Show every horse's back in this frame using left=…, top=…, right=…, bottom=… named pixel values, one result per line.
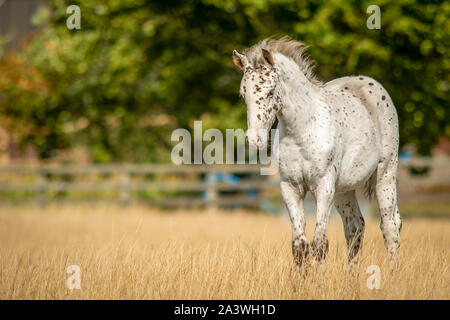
left=325, top=76, right=399, bottom=157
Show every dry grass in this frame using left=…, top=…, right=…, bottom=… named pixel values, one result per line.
left=0, top=205, right=448, bottom=299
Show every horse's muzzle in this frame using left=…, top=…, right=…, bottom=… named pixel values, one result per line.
left=246, top=129, right=267, bottom=149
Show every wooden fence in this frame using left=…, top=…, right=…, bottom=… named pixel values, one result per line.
left=0, top=157, right=448, bottom=208
left=0, top=163, right=279, bottom=207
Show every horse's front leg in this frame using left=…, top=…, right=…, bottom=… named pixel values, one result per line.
left=311, top=175, right=335, bottom=262
left=280, top=181, right=307, bottom=268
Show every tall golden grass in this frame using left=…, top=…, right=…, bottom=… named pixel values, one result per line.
left=0, top=205, right=448, bottom=299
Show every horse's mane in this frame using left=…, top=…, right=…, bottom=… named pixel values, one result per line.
left=243, top=36, right=322, bottom=86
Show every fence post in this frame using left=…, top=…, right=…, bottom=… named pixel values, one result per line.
left=120, top=169, right=130, bottom=206
left=36, top=169, right=47, bottom=206
left=205, top=172, right=218, bottom=210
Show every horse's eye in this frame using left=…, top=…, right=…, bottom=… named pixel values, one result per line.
left=268, top=89, right=275, bottom=97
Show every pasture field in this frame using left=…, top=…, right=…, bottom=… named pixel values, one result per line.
left=0, top=205, right=448, bottom=299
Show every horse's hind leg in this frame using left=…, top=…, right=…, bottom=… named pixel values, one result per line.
left=335, top=191, right=365, bottom=262
left=375, top=156, right=402, bottom=259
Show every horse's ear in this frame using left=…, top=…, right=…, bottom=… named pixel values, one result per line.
left=233, top=50, right=246, bottom=70
left=261, top=48, right=274, bottom=67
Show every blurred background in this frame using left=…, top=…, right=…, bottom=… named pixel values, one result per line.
left=0, top=0, right=448, bottom=218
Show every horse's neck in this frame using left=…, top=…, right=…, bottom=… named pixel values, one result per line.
left=274, top=54, right=325, bottom=143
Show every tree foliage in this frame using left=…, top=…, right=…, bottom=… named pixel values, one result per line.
left=0, top=0, right=448, bottom=161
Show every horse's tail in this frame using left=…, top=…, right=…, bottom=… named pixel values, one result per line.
left=364, top=170, right=377, bottom=200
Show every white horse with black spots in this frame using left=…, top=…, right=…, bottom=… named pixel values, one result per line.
left=233, top=37, right=401, bottom=267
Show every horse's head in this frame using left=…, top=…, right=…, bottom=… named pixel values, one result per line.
left=233, top=49, right=280, bottom=149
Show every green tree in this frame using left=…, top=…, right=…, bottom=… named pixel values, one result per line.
left=0, top=0, right=448, bottom=161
